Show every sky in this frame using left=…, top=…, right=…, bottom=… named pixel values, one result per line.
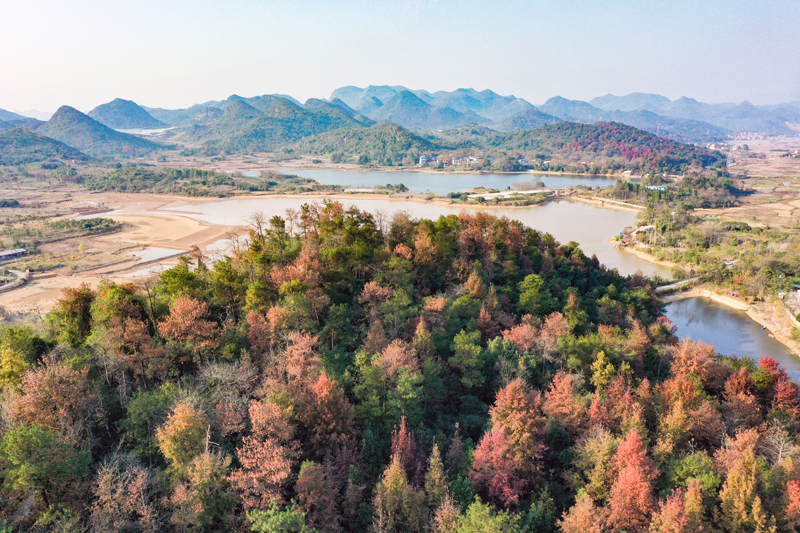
left=1, top=0, right=799, bottom=114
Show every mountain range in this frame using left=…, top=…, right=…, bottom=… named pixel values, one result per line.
left=1, top=86, right=799, bottom=164
left=328, top=86, right=800, bottom=140
left=170, top=96, right=373, bottom=152
left=589, top=93, right=800, bottom=135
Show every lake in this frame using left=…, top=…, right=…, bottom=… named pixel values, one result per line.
left=244, top=168, right=621, bottom=195
left=151, top=191, right=800, bottom=377
left=159, top=196, right=670, bottom=278
left=665, top=297, right=800, bottom=382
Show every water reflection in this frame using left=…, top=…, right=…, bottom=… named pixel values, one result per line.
left=665, top=297, right=800, bottom=382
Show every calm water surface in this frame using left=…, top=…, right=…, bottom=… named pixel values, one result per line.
left=665, top=297, right=800, bottom=382
left=160, top=197, right=669, bottom=278
left=130, top=247, right=186, bottom=262
left=249, top=168, right=621, bottom=195
left=154, top=192, right=800, bottom=377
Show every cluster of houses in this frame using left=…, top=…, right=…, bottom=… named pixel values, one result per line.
left=418, top=155, right=535, bottom=167
left=419, top=155, right=485, bottom=167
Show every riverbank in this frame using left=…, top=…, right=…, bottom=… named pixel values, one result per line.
left=162, top=189, right=558, bottom=211
left=662, top=287, right=800, bottom=359
left=660, top=287, right=800, bottom=358
left=660, top=287, right=749, bottom=309
left=221, top=160, right=623, bottom=178
left=617, top=245, right=678, bottom=270
left=619, top=240, right=800, bottom=360
left=569, top=195, right=645, bottom=212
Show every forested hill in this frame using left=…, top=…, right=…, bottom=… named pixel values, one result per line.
left=293, top=121, right=438, bottom=164
left=0, top=127, right=91, bottom=165
left=88, top=98, right=167, bottom=130
left=294, top=120, right=726, bottom=175
left=487, top=121, right=727, bottom=174
left=36, top=105, right=162, bottom=157
left=2, top=204, right=799, bottom=532
left=180, top=98, right=371, bottom=153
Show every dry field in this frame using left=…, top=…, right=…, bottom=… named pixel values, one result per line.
left=0, top=187, right=243, bottom=318
left=698, top=137, right=800, bottom=227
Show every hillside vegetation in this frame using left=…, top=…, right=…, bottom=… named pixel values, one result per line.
left=88, top=98, right=167, bottom=130
left=79, top=164, right=334, bottom=196
left=483, top=122, right=727, bottom=174
left=293, top=121, right=726, bottom=176
left=294, top=121, right=438, bottom=165
left=0, top=128, right=91, bottom=166
left=36, top=106, right=163, bottom=158
left=180, top=99, right=370, bottom=153
left=0, top=117, right=44, bottom=134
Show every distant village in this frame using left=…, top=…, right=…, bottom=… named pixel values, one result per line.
left=418, top=154, right=546, bottom=168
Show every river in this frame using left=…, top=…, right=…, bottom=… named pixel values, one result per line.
left=665, top=297, right=800, bottom=382
left=159, top=196, right=668, bottom=278
left=152, top=190, right=798, bottom=374
left=245, top=168, right=621, bottom=195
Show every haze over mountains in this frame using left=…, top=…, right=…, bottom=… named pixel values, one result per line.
left=1, top=85, right=798, bottom=161
left=329, top=85, right=800, bottom=139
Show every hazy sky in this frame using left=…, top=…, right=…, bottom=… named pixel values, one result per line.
left=2, top=0, right=798, bottom=113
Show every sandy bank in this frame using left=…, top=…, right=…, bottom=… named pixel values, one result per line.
left=617, top=238, right=800, bottom=359
left=660, top=287, right=800, bottom=358
left=618, top=245, right=678, bottom=270
left=99, top=213, right=237, bottom=249
left=569, top=196, right=644, bottom=213
left=660, top=287, right=749, bottom=310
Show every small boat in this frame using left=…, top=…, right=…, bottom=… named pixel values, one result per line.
left=761, top=326, right=767, bottom=330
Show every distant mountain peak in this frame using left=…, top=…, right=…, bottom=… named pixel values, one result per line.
left=88, top=99, right=166, bottom=130
left=392, top=90, right=429, bottom=105
left=39, top=105, right=161, bottom=157
left=223, top=100, right=262, bottom=118
left=0, top=108, right=29, bottom=122
left=590, top=93, right=671, bottom=112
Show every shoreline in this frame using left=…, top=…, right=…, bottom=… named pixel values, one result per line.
left=155, top=189, right=644, bottom=213
left=614, top=242, right=800, bottom=360
left=154, top=190, right=560, bottom=211
left=659, top=287, right=749, bottom=309
left=569, top=195, right=644, bottom=213
left=222, top=162, right=624, bottom=178
left=617, top=245, right=678, bottom=269
left=660, top=287, right=800, bottom=359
